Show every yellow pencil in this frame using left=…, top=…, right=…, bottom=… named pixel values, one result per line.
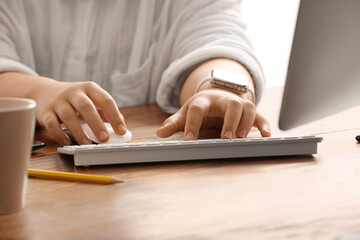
left=28, top=169, right=122, bottom=184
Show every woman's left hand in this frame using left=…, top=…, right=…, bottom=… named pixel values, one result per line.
left=156, top=88, right=271, bottom=140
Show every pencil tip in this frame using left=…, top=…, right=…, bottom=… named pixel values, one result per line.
left=110, top=178, right=123, bottom=184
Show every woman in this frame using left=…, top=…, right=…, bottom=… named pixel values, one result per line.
left=0, top=0, right=271, bottom=145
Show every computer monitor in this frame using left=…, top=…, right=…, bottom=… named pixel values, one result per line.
left=279, top=0, right=360, bottom=130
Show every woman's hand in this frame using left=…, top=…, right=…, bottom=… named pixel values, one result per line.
left=156, top=88, right=271, bottom=140
left=156, top=57, right=271, bottom=140
left=0, top=72, right=127, bottom=145
left=32, top=80, right=127, bottom=145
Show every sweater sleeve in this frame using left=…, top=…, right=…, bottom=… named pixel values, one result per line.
left=0, top=0, right=37, bottom=76
left=155, top=0, right=265, bottom=114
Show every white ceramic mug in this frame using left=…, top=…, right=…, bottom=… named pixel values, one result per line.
left=0, top=97, right=36, bottom=214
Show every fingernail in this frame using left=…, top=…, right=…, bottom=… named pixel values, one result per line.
left=82, top=138, right=92, bottom=145
left=225, top=130, right=233, bottom=139
left=98, top=131, right=109, bottom=141
left=239, top=129, right=247, bottom=138
left=262, top=128, right=271, bottom=136
left=118, top=124, right=127, bottom=134
left=185, top=131, right=194, bottom=140
left=264, top=129, right=271, bottom=133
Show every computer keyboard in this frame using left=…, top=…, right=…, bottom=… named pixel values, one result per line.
left=58, top=136, right=323, bottom=166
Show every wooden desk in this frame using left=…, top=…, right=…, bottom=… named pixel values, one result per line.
left=1, top=88, right=360, bottom=240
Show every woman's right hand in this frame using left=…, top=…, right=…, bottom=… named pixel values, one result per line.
left=32, top=79, right=127, bottom=145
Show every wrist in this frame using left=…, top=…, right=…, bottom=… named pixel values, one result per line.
left=179, top=58, right=257, bottom=106
left=197, top=77, right=256, bottom=103
left=0, top=72, right=56, bottom=99
left=28, top=76, right=58, bottom=100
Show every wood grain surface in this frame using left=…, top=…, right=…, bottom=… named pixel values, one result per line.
left=1, top=87, right=360, bottom=240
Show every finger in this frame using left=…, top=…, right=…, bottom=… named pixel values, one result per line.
left=254, top=112, right=271, bottom=137
left=97, top=108, right=109, bottom=122
left=42, top=113, right=71, bottom=146
left=156, top=108, right=187, bottom=138
left=84, top=82, right=127, bottom=135
left=55, top=105, right=92, bottom=145
left=221, top=99, right=243, bottom=139
left=70, top=94, right=109, bottom=142
left=236, top=101, right=256, bottom=138
left=184, top=98, right=210, bottom=140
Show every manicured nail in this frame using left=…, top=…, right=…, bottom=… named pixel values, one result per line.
left=185, top=131, right=194, bottom=140
left=264, top=127, right=271, bottom=133
left=98, top=131, right=109, bottom=141
left=262, top=127, right=271, bottom=136
left=81, top=138, right=92, bottom=145
left=239, top=129, right=247, bottom=138
left=118, top=124, right=127, bottom=134
left=225, top=130, right=233, bottom=139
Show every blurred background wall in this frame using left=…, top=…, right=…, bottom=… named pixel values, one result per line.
left=242, top=0, right=300, bottom=87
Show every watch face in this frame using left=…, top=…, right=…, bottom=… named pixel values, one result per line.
left=211, top=68, right=249, bottom=89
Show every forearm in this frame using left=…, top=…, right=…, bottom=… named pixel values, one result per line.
left=179, top=58, right=256, bottom=106
left=0, top=72, right=56, bottom=99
